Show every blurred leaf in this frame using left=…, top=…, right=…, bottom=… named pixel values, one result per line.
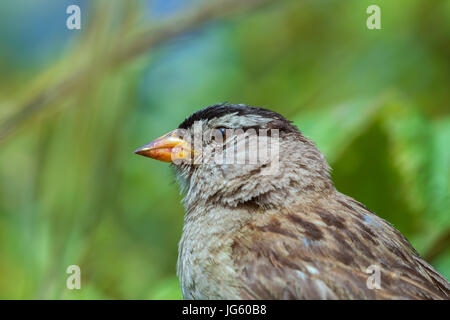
left=293, top=95, right=389, bottom=164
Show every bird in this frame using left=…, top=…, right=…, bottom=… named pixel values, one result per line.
left=134, top=103, right=450, bottom=300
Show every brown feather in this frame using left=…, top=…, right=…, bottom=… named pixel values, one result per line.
left=230, top=193, right=449, bottom=299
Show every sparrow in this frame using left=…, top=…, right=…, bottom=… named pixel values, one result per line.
left=135, top=103, right=450, bottom=300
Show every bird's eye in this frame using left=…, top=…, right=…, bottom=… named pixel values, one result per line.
left=214, top=127, right=228, bottom=141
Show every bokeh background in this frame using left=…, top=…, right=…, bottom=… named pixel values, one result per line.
left=0, top=0, right=448, bottom=299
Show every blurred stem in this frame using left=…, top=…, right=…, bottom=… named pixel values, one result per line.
left=0, top=0, right=276, bottom=146
left=423, top=229, right=450, bottom=263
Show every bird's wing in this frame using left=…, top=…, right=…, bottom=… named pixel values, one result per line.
left=231, top=195, right=450, bottom=299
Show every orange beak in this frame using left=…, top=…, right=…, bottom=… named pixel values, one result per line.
left=134, top=130, right=192, bottom=163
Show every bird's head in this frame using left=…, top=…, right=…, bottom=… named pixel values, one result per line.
left=135, top=103, right=334, bottom=211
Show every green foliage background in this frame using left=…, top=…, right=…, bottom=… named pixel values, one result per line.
left=0, top=0, right=448, bottom=299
